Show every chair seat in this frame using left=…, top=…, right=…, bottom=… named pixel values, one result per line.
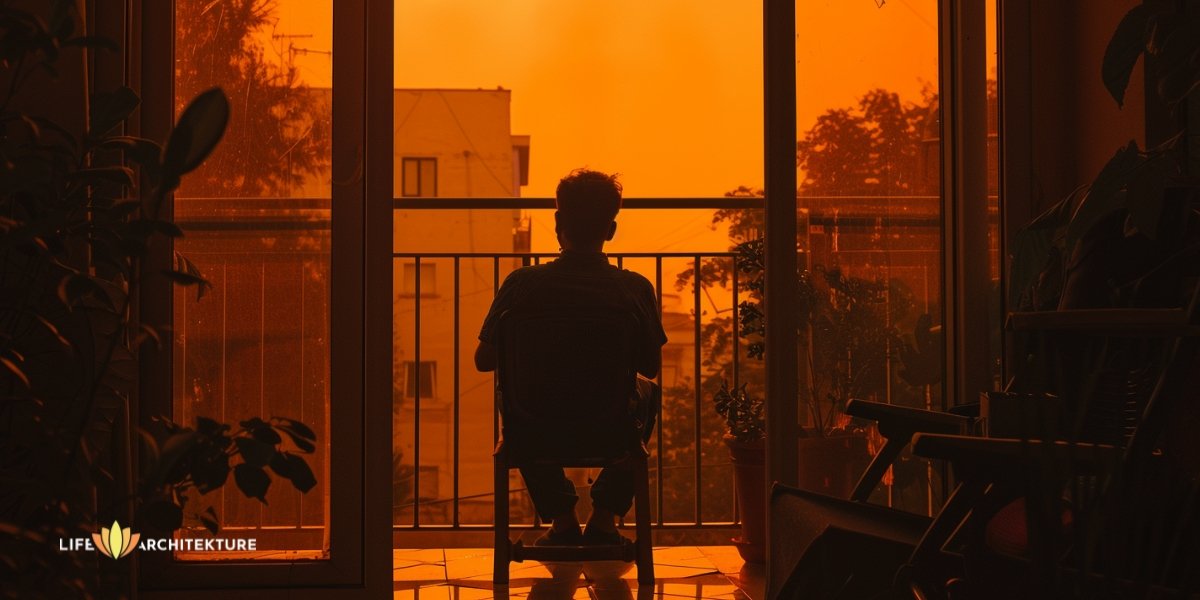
left=771, top=484, right=933, bottom=599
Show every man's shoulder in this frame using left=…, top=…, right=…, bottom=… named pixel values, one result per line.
left=613, top=268, right=655, bottom=291
left=502, top=264, right=553, bottom=283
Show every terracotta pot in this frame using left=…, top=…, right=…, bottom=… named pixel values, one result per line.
left=724, top=434, right=766, bottom=564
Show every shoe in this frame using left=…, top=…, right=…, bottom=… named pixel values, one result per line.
left=534, top=527, right=584, bottom=546
left=581, top=527, right=632, bottom=546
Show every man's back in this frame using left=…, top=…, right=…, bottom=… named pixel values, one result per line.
left=478, top=251, right=667, bottom=378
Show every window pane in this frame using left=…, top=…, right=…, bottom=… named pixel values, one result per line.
left=419, top=159, right=437, bottom=197
left=394, top=2, right=763, bottom=199
left=392, top=2, right=763, bottom=530
left=173, top=0, right=332, bottom=558
left=402, top=158, right=420, bottom=197
left=794, top=0, right=944, bottom=515
left=987, top=0, right=1002, bottom=388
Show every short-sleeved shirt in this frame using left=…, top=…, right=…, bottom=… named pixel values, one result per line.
left=478, top=251, right=668, bottom=376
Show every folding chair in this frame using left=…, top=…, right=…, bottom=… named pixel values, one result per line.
left=492, top=306, right=655, bottom=585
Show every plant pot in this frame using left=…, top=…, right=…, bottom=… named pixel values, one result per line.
left=796, top=430, right=870, bottom=498
left=724, top=434, right=766, bottom=564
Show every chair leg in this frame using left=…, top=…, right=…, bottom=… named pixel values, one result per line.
left=633, top=455, right=655, bottom=585
left=494, top=459, right=510, bottom=585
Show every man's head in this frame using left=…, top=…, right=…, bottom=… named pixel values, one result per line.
left=555, top=169, right=622, bottom=250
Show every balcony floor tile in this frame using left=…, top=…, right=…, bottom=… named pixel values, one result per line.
left=395, top=546, right=762, bottom=599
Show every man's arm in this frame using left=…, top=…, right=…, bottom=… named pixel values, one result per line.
left=635, top=278, right=668, bottom=378
left=636, top=345, right=661, bottom=380
left=475, top=270, right=525, bottom=373
left=474, top=340, right=497, bottom=372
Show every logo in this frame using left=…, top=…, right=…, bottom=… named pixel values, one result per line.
left=58, top=519, right=258, bottom=555
left=92, top=520, right=140, bottom=560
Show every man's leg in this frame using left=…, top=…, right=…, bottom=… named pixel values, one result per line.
left=586, top=378, right=660, bottom=537
left=519, top=466, right=581, bottom=537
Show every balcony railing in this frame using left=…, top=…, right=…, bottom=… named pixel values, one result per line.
left=172, top=195, right=972, bottom=545
left=391, top=250, right=745, bottom=533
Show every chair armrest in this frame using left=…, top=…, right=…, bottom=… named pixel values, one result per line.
left=844, top=400, right=974, bottom=502
left=911, top=433, right=1122, bottom=474
left=1007, top=309, right=1198, bottom=337
left=846, top=399, right=973, bottom=439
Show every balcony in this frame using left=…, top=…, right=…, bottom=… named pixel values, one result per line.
left=171, top=195, right=954, bottom=597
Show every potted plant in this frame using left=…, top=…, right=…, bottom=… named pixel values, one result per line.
left=713, top=381, right=766, bottom=563
left=734, top=239, right=906, bottom=497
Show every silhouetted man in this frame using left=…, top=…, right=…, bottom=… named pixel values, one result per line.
left=475, top=169, right=667, bottom=545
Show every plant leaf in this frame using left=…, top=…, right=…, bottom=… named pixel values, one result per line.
left=161, top=269, right=212, bottom=301
left=162, top=87, right=229, bottom=178
left=269, top=452, right=317, bottom=493
left=233, top=464, right=270, bottom=503
left=1065, top=142, right=1146, bottom=255
left=69, top=166, right=135, bottom=187
left=234, top=437, right=275, bottom=469
left=198, top=507, right=219, bottom=535
left=1102, top=4, right=1149, bottom=107
left=272, top=417, right=317, bottom=452
left=89, top=86, right=140, bottom=140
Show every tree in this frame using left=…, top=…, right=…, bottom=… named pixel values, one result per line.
left=797, top=87, right=937, bottom=196
left=174, top=0, right=330, bottom=198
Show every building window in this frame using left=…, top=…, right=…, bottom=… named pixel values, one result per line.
left=401, top=262, right=436, bottom=296
left=401, top=157, right=437, bottom=197
left=403, top=361, right=437, bottom=399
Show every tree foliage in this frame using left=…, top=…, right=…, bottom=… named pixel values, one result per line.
left=174, top=0, right=330, bottom=198
left=797, top=87, right=938, bottom=196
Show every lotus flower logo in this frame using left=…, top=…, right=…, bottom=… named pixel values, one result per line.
left=92, top=520, right=140, bottom=559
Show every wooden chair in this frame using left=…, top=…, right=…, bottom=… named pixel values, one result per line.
left=492, top=306, right=655, bottom=585
left=768, top=399, right=979, bottom=599
left=771, top=303, right=1200, bottom=599
left=904, top=302, right=1200, bottom=599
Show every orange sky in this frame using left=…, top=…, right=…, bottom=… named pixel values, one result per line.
left=262, top=1, right=946, bottom=194
left=254, top=1, right=984, bottom=253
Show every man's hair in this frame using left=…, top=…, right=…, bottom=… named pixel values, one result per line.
left=555, top=169, right=622, bottom=244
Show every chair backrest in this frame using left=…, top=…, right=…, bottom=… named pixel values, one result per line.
left=495, top=305, right=641, bottom=462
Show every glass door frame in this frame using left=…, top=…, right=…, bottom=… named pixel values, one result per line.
left=762, top=0, right=996, bottom=589
left=136, top=0, right=393, bottom=594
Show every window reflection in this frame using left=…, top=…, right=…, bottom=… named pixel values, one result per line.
left=173, top=0, right=333, bottom=556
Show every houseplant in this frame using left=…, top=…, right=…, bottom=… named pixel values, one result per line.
left=734, top=238, right=905, bottom=497
left=713, top=381, right=765, bottom=563
left=1008, top=2, right=1200, bottom=317
left=0, top=2, right=319, bottom=595
left=686, top=232, right=909, bottom=562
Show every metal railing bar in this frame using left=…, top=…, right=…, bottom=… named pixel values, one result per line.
left=174, top=194, right=943, bottom=206
left=413, top=257, right=422, bottom=528
left=394, top=252, right=737, bottom=260
left=453, top=257, right=461, bottom=528
left=390, top=523, right=740, bottom=531
left=392, top=197, right=766, bottom=210
left=655, top=256, right=665, bottom=527
left=731, top=258, right=740, bottom=525
left=693, top=254, right=702, bottom=526
left=493, top=257, right=501, bottom=447
left=732, top=257, right=740, bottom=393
left=394, top=250, right=744, bottom=531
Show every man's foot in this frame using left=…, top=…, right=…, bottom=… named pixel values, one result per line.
left=534, top=512, right=583, bottom=546
left=581, top=526, right=632, bottom=546
left=582, top=507, right=629, bottom=546
left=534, top=525, right=583, bottom=546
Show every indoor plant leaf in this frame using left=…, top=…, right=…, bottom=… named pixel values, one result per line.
left=1102, top=4, right=1149, bottom=107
